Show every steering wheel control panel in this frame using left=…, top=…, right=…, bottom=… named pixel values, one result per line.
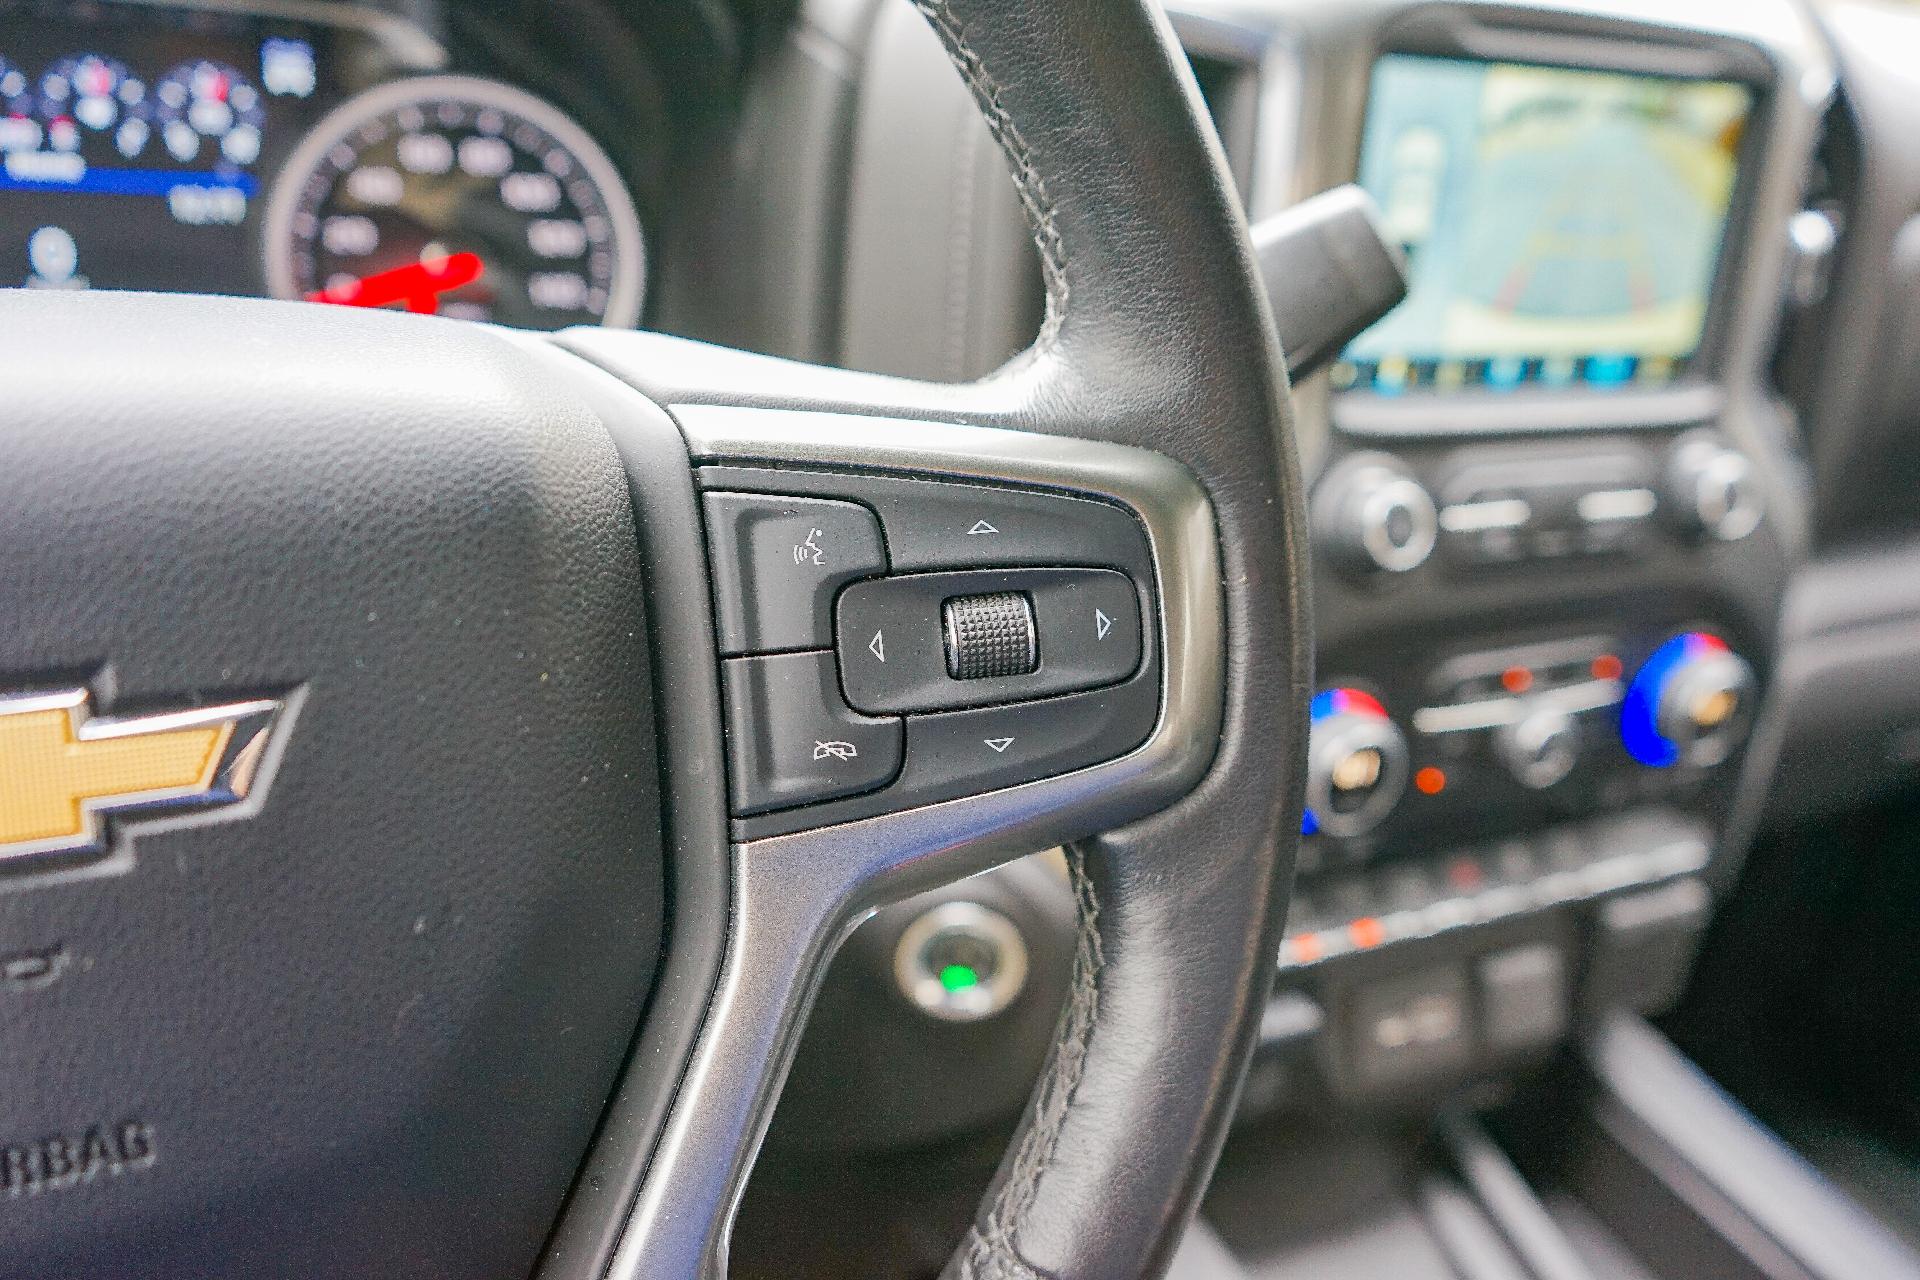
left=698, top=467, right=1161, bottom=839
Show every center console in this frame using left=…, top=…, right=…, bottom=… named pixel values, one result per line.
left=1228, top=0, right=1831, bottom=1110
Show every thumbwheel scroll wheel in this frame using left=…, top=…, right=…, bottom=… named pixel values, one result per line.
left=943, top=591, right=1038, bottom=680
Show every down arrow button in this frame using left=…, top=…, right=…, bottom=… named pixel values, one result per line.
left=899, top=676, right=1159, bottom=800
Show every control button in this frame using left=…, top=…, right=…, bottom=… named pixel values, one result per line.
left=893, top=901, right=1030, bottom=1022
left=943, top=592, right=1037, bottom=679
left=1344, top=965, right=1471, bottom=1091
left=1586, top=877, right=1710, bottom=1014
left=1315, top=453, right=1437, bottom=575
left=903, top=680, right=1153, bottom=797
left=1478, top=943, right=1569, bottom=1053
left=838, top=568, right=1142, bottom=713
left=1304, top=688, right=1408, bottom=838
left=1665, top=434, right=1763, bottom=542
left=1576, top=486, right=1659, bottom=554
left=704, top=492, right=887, bottom=654
left=1439, top=449, right=1657, bottom=566
left=857, top=483, right=1147, bottom=573
left=1496, top=706, right=1579, bottom=789
left=1619, top=632, right=1754, bottom=768
left=1439, top=497, right=1532, bottom=533
left=1438, top=493, right=1532, bottom=565
left=1575, top=487, right=1658, bottom=524
left=721, top=651, right=902, bottom=815
left=697, top=470, right=1156, bottom=594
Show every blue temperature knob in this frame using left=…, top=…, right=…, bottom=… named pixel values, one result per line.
left=1620, top=632, right=1754, bottom=768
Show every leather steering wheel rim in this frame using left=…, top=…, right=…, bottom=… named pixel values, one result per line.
left=910, top=2, right=1311, bottom=1272
left=570, top=0, right=1313, bottom=1272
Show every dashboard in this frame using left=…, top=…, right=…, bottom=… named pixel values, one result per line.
left=742, top=0, right=1875, bottom=1157
left=0, top=0, right=729, bottom=329
left=10, top=0, right=1916, bottom=1176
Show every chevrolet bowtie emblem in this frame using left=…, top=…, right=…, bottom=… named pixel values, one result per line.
left=0, top=690, right=284, bottom=865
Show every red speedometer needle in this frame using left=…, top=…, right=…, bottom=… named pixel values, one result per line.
left=307, top=252, right=485, bottom=315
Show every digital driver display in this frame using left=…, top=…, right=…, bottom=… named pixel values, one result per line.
left=0, top=4, right=344, bottom=299
left=1334, top=55, right=1752, bottom=396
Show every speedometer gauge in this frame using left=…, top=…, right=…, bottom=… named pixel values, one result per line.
left=263, top=76, right=644, bottom=329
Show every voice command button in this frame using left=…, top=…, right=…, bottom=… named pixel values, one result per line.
left=704, top=492, right=887, bottom=655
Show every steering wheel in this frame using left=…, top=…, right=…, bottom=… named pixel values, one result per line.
left=0, top=0, right=1308, bottom=1275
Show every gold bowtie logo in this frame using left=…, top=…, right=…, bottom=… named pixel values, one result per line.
left=0, top=690, right=283, bottom=865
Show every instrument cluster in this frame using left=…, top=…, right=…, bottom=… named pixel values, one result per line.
left=0, top=1, right=649, bottom=329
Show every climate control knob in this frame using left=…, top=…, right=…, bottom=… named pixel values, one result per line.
left=1497, top=706, right=1579, bottom=789
left=1315, top=453, right=1438, bottom=575
left=1666, top=434, right=1763, bottom=542
left=1620, top=632, right=1755, bottom=768
left=1305, top=688, right=1408, bottom=838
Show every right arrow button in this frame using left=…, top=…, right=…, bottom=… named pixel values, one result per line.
left=1027, top=569, right=1143, bottom=690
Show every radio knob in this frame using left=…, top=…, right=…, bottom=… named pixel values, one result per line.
left=1305, top=688, right=1409, bottom=838
left=1315, top=453, right=1437, bottom=575
left=1496, top=706, right=1579, bottom=789
left=1666, top=435, right=1763, bottom=542
left=1620, top=632, right=1755, bottom=768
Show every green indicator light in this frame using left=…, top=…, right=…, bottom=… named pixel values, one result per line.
left=939, top=964, right=980, bottom=993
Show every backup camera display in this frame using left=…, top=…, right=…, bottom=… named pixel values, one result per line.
left=1335, top=55, right=1751, bottom=395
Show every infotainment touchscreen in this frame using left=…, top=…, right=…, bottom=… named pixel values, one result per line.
left=1335, top=55, right=1752, bottom=395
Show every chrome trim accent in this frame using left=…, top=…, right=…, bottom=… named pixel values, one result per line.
left=893, top=900, right=1030, bottom=1022
left=1577, top=487, right=1658, bottom=523
left=1536, top=677, right=1627, bottom=716
left=1697, top=450, right=1764, bottom=542
left=596, top=403, right=1225, bottom=1278
left=1414, top=697, right=1523, bottom=735
left=1438, top=497, right=1532, bottom=534
left=1359, top=476, right=1438, bottom=572
left=1413, top=678, right=1623, bottom=736
left=0, top=688, right=285, bottom=865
